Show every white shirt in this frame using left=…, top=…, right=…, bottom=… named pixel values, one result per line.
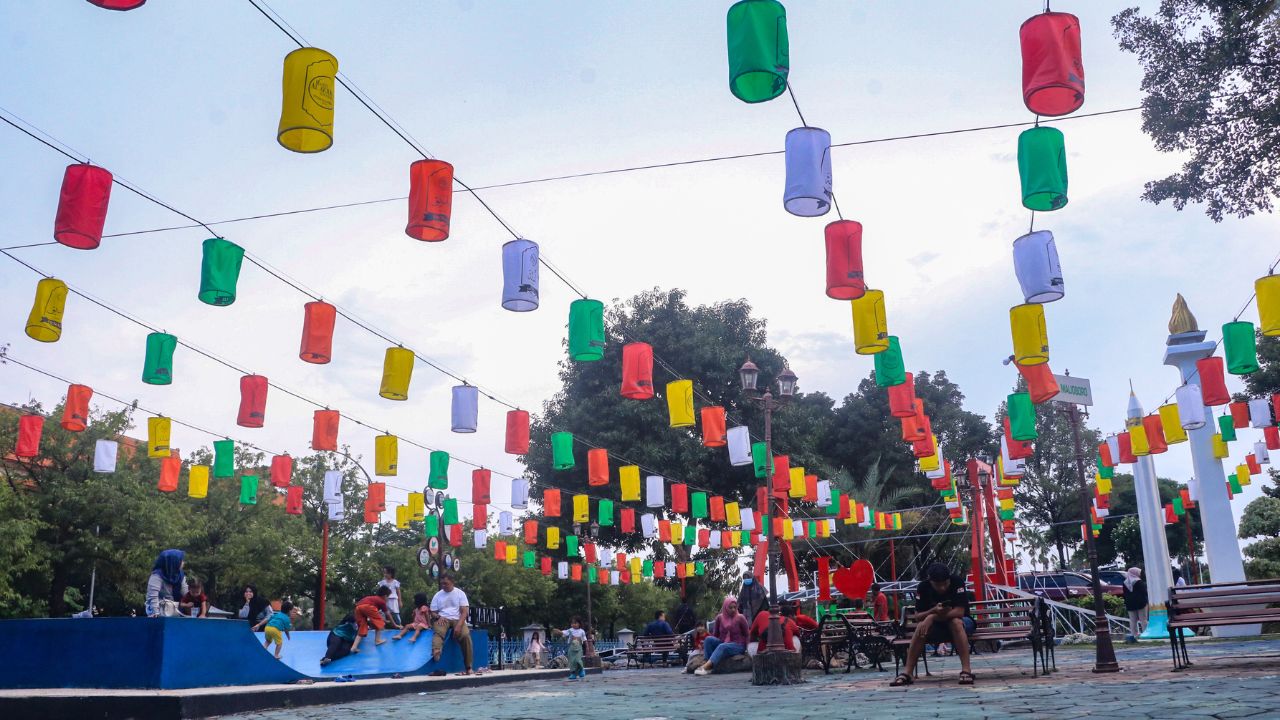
left=378, top=578, right=401, bottom=613
left=430, top=587, right=469, bottom=621
left=562, top=627, right=587, bottom=642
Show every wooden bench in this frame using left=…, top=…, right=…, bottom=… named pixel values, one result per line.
left=1168, top=579, right=1280, bottom=670
left=970, top=598, right=1049, bottom=677
left=624, top=634, right=687, bottom=668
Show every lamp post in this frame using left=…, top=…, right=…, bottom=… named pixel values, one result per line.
left=740, top=357, right=803, bottom=686
left=576, top=520, right=601, bottom=667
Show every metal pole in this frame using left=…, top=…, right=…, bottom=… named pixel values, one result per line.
left=87, top=524, right=99, bottom=613
left=319, top=519, right=329, bottom=628
left=763, top=391, right=785, bottom=652
left=1065, top=404, right=1120, bottom=673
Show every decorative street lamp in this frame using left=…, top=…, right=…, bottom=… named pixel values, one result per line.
left=738, top=357, right=803, bottom=685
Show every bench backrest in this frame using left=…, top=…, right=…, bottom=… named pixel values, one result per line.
left=970, top=599, right=1036, bottom=634
left=632, top=634, right=682, bottom=651
left=1170, top=580, right=1280, bottom=616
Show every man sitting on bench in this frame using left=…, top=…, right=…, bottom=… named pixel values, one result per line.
left=891, top=563, right=976, bottom=687
left=640, top=609, right=675, bottom=666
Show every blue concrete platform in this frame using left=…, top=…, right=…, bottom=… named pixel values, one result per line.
left=0, top=617, right=487, bottom=689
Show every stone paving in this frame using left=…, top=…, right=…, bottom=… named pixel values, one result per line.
left=244, top=638, right=1280, bottom=720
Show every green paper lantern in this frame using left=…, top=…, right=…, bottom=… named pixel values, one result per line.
left=739, top=530, right=751, bottom=545
left=1172, top=497, right=1185, bottom=516
left=142, top=332, right=177, bottom=385
left=1218, top=414, right=1236, bottom=443
left=599, top=498, right=614, bottom=526
left=588, top=565, right=598, bottom=583
left=1222, top=321, right=1259, bottom=375
left=1007, top=392, right=1038, bottom=441
left=198, top=237, right=246, bottom=306
left=694, top=561, right=706, bottom=576
left=998, top=508, right=1015, bottom=521
left=429, top=450, right=450, bottom=489
left=425, top=514, right=440, bottom=537
left=807, top=521, right=817, bottom=537
left=239, top=474, right=258, bottom=505
left=1097, top=456, right=1114, bottom=480
left=824, top=491, right=841, bottom=516
left=873, top=336, right=907, bottom=388
left=1092, top=522, right=1103, bottom=532
left=1229, top=474, right=1243, bottom=494
left=683, top=524, right=696, bottom=545
left=760, top=515, right=769, bottom=531
left=567, top=535, right=579, bottom=558
left=691, top=492, right=708, bottom=518
left=726, top=0, right=788, bottom=104
left=1017, top=126, right=1068, bottom=211
left=523, top=550, right=535, bottom=568
left=552, top=432, right=575, bottom=470
left=941, top=488, right=956, bottom=500
left=213, top=439, right=235, bottom=478
left=443, top=498, right=458, bottom=525
left=642, top=559, right=654, bottom=577
left=567, top=299, right=605, bottom=361
left=752, top=442, right=772, bottom=478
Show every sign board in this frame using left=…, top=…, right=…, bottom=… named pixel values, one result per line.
left=1050, top=375, right=1092, bottom=406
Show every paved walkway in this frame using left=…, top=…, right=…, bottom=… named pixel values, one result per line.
left=247, top=638, right=1280, bottom=719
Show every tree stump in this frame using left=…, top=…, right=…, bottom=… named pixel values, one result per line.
left=751, top=650, right=805, bottom=685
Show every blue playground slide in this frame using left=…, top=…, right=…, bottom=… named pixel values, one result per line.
left=0, top=617, right=487, bottom=689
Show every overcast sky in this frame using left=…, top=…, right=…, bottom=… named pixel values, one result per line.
left=2, top=1, right=1277, bottom=554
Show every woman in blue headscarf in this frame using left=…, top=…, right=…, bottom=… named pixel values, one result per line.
left=145, top=549, right=188, bottom=617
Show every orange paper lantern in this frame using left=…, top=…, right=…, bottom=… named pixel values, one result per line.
left=299, top=301, right=336, bottom=364
left=405, top=159, right=454, bottom=241
left=61, top=383, right=93, bottom=432
left=312, top=409, right=339, bottom=451
left=701, top=406, right=727, bottom=447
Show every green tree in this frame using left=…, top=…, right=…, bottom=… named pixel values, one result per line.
left=1083, top=473, right=1203, bottom=571
left=1239, top=479, right=1280, bottom=578
left=1113, top=1, right=1280, bottom=220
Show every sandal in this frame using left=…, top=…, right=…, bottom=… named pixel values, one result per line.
left=890, top=673, right=914, bottom=687
left=959, top=671, right=975, bottom=685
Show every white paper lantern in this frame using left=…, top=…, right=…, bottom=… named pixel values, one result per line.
left=511, top=478, right=529, bottom=509
left=740, top=508, right=756, bottom=532
left=1176, top=384, right=1207, bottom=430
left=473, top=529, right=488, bottom=548
left=501, top=238, right=540, bottom=312
left=645, top=475, right=664, bottom=508
left=323, top=469, right=343, bottom=505
left=451, top=384, right=479, bottom=433
left=1012, top=230, right=1064, bottom=303
left=1255, top=441, right=1271, bottom=465
left=641, top=513, right=657, bottom=538
left=816, top=479, right=832, bottom=507
left=94, top=439, right=118, bottom=473
left=727, top=426, right=752, bottom=466
left=783, top=126, right=832, bottom=217
left=1249, top=397, right=1272, bottom=428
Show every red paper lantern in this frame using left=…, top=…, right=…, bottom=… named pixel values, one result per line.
left=901, top=399, right=927, bottom=442
left=1017, top=362, right=1060, bottom=404
left=61, top=383, right=93, bottom=432
left=474, top=503, right=487, bottom=527
left=1247, top=454, right=1262, bottom=475
left=1164, top=503, right=1177, bottom=524
left=888, top=372, right=917, bottom=418
left=158, top=452, right=180, bottom=493
left=1020, top=12, right=1085, bottom=117
left=1003, top=416, right=1034, bottom=460
left=523, top=520, right=539, bottom=545
left=87, top=0, right=147, bottom=9
left=270, top=454, right=294, bottom=488
left=659, top=520, right=672, bottom=542
left=817, top=557, right=832, bottom=601
left=1273, top=393, right=1280, bottom=425
left=621, top=508, right=635, bottom=533
left=405, top=159, right=454, bottom=241
left=701, top=406, right=727, bottom=447
left=1117, top=432, right=1136, bottom=464
left=1230, top=401, right=1250, bottom=429
left=697, top=529, right=710, bottom=548
left=286, top=485, right=304, bottom=515
left=449, top=524, right=463, bottom=547
left=540, top=557, right=552, bottom=576
left=824, top=220, right=865, bottom=300
left=472, top=469, right=492, bottom=504
left=367, top=482, right=386, bottom=512
left=911, top=428, right=935, bottom=459
left=312, top=409, right=340, bottom=451
left=709, top=495, right=726, bottom=522
left=588, top=448, right=609, bottom=487
left=654, top=560, right=666, bottom=579
left=299, top=301, right=336, bottom=364
left=670, top=483, right=689, bottom=513
left=620, top=342, right=654, bottom=399
left=770, top=455, right=791, bottom=495
left=1268, top=425, right=1280, bottom=451
left=1197, top=357, right=1230, bottom=406
left=15, top=415, right=43, bottom=458
left=1180, top=487, right=1195, bottom=510
left=571, top=564, right=583, bottom=582
left=804, top=475, right=818, bottom=503
left=1097, top=442, right=1114, bottom=468
left=53, top=163, right=113, bottom=249
left=543, top=488, right=561, bottom=517
left=584, top=543, right=597, bottom=563
left=494, top=541, right=507, bottom=561
left=364, top=500, right=379, bottom=524
left=236, top=374, right=269, bottom=428
left=1141, top=415, right=1168, bottom=455
left=505, top=410, right=530, bottom=454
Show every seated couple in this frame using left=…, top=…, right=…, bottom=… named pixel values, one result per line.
left=891, top=563, right=976, bottom=687
left=691, top=597, right=816, bottom=675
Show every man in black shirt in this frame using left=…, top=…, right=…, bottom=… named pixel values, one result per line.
left=890, top=563, right=976, bottom=686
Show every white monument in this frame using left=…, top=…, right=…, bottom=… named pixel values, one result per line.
left=1125, top=391, right=1174, bottom=639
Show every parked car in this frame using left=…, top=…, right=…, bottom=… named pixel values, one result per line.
left=1083, top=570, right=1125, bottom=597
left=1016, top=572, right=1089, bottom=601
left=1062, top=571, right=1123, bottom=597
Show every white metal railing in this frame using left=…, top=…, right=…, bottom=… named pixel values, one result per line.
left=987, top=584, right=1130, bottom=638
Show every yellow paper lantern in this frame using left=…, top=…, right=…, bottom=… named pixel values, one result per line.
left=666, top=379, right=695, bottom=428
left=1096, top=474, right=1112, bottom=495
left=851, top=289, right=889, bottom=354
left=725, top=501, right=741, bottom=527
left=147, top=416, right=171, bottom=459
left=671, top=522, right=683, bottom=542
left=918, top=437, right=940, bottom=472
left=630, top=557, right=642, bottom=577
left=1257, top=274, right=1280, bottom=336
left=1238, top=463, right=1252, bottom=486
left=188, top=465, right=209, bottom=499
left=505, top=544, right=518, bottom=564
left=26, top=277, right=68, bottom=343
left=277, top=47, right=338, bottom=153
left=379, top=346, right=415, bottom=401
left=375, top=434, right=398, bottom=476
left=619, top=465, right=641, bottom=501
left=1213, top=433, right=1229, bottom=459
left=1130, top=424, right=1150, bottom=457
left=547, top=526, right=560, bottom=549
left=573, top=493, right=590, bottom=523
left=408, top=492, right=425, bottom=520
left=782, top=520, right=794, bottom=541
left=1158, top=403, right=1188, bottom=444
left=396, top=505, right=409, bottom=529
left=1000, top=498, right=1015, bottom=511
left=789, top=467, right=806, bottom=498
left=1010, top=303, right=1049, bottom=365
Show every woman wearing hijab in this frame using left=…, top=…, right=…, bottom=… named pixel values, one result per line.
left=145, top=549, right=188, bottom=617
left=693, top=596, right=750, bottom=676
left=238, top=584, right=271, bottom=627
left=1122, top=567, right=1148, bottom=643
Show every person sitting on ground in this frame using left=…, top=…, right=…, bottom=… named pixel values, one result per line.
left=690, top=626, right=708, bottom=651
left=350, top=585, right=393, bottom=653
left=320, top=614, right=358, bottom=666
left=640, top=610, right=675, bottom=665
left=521, top=630, right=546, bottom=669
left=891, top=563, right=975, bottom=687
left=261, top=601, right=294, bottom=660
left=393, top=592, right=432, bottom=643
left=145, top=549, right=188, bottom=618
left=693, top=596, right=750, bottom=676
left=747, top=606, right=800, bottom=655
left=429, top=573, right=473, bottom=675
left=179, top=577, right=208, bottom=618
left=871, top=583, right=890, bottom=622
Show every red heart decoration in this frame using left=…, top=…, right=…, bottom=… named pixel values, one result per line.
left=833, top=559, right=875, bottom=600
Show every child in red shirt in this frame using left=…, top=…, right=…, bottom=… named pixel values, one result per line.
left=351, top=586, right=392, bottom=653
